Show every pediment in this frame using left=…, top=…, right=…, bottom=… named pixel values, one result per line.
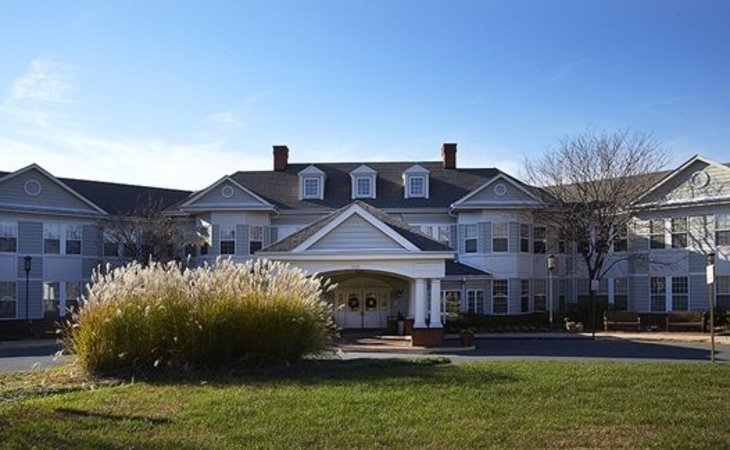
left=452, top=174, right=543, bottom=208
left=634, top=156, right=730, bottom=207
left=308, top=214, right=407, bottom=251
left=180, top=176, right=275, bottom=211
left=0, top=164, right=105, bottom=215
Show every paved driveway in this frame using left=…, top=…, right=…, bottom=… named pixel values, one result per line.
left=0, top=341, right=68, bottom=373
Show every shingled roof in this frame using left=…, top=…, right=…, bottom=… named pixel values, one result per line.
left=261, top=200, right=453, bottom=253
left=229, top=162, right=503, bottom=210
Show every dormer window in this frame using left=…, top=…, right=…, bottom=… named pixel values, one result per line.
left=403, top=164, right=430, bottom=199
left=298, top=165, right=326, bottom=200
left=350, top=165, right=377, bottom=199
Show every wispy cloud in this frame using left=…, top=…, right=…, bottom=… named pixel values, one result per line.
left=10, top=58, right=73, bottom=103
left=546, top=58, right=589, bottom=85
left=204, top=111, right=244, bottom=129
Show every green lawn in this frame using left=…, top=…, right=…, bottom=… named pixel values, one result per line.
left=0, top=358, right=728, bottom=449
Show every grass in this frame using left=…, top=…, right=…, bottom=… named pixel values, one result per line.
left=0, top=359, right=728, bottom=449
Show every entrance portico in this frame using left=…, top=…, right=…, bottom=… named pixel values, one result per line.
left=258, top=201, right=453, bottom=346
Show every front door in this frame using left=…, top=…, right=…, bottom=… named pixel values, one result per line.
left=335, top=287, right=389, bottom=329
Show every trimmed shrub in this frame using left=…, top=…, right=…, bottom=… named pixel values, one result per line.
left=67, top=258, right=336, bottom=373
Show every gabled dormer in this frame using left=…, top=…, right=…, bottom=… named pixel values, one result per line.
left=298, top=165, right=326, bottom=200
left=403, top=164, right=430, bottom=199
left=350, top=165, right=377, bottom=199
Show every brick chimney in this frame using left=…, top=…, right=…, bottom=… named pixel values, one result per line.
left=273, top=145, right=289, bottom=171
left=441, top=143, right=457, bottom=169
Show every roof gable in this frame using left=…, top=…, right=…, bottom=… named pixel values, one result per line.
left=403, top=164, right=430, bottom=174
left=179, top=176, right=275, bottom=212
left=632, top=155, right=730, bottom=207
left=308, top=214, right=406, bottom=251
left=0, top=164, right=106, bottom=215
left=452, top=173, right=544, bottom=209
left=298, top=165, right=326, bottom=176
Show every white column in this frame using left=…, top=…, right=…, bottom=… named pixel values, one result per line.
left=429, top=279, right=442, bottom=328
left=408, top=280, right=416, bottom=319
left=414, top=278, right=427, bottom=328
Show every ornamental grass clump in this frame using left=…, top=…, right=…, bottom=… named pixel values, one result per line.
left=68, top=258, right=336, bottom=373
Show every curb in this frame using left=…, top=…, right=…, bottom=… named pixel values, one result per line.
left=0, top=339, right=60, bottom=350
left=338, top=345, right=476, bottom=354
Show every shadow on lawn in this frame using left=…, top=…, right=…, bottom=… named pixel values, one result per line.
left=124, top=356, right=521, bottom=387
left=55, top=407, right=172, bottom=425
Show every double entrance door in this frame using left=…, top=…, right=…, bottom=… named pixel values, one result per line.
left=334, top=287, right=390, bottom=329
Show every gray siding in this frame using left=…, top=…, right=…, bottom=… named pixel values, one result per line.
left=629, top=276, right=649, bottom=312
left=689, top=275, right=709, bottom=311
left=194, top=181, right=265, bottom=206
left=0, top=169, right=98, bottom=213
left=263, top=226, right=272, bottom=247
left=310, top=215, right=402, bottom=250
left=508, top=278, right=520, bottom=314
left=17, top=221, right=42, bottom=254
left=481, top=222, right=492, bottom=253
left=209, top=225, right=220, bottom=257
left=688, top=251, right=707, bottom=273
left=457, top=224, right=465, bottom=254
left=508, top=222, right=519, bottom=253
left=449, top=225, right=458, bottom=251
left=235, top=224, right=249, bottom=256
left=640, top=160, right=730, bottom=205
left=82, top=224, right=102, bottom=257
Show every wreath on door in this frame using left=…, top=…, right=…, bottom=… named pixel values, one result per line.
left=348, top=295, right=360, bottom=310
left=365, top=296, right=377, bottom=310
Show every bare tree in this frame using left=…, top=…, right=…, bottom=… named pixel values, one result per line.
left=524, top=129, right=668, bottom=329
left=102, top=197, right=204, bottom=264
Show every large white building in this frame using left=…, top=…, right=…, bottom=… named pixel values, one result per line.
left=1, top=144, right=728, bottom=345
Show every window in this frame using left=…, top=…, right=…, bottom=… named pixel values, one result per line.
left=493, top=280, right=508, bottom=314
left=520, top=224, right=529, bottom=252
left=612, top=224, right=628, bottom=252
left=466, top=290, right=484, bottom=314
left=533, top=279, right=546, bottom=312
left=0, top=222, right=17, bottom=253
left=355, top=177, right=372, bottom=198
left=408, top=176, right=425, bottom=198
left=437, top=225, right=450, bottom=245
left=493, top=223, right=508, bottom=252
left=66, top=225, right=82, bottom=254
left=44, top=224, right=61, bottom=254
left=103, top=229, right=118, bottom=257
left=716, top=214, right=730, bottom=246
left=613, top=278, right=628, bottom=310
left=671, top=218, right=687, bottom=248
left=0, top=282, right=16, bottom=319
left=220, top=225, right=235, bottom=255
left=464, top=224, right=478, bottom=253
left=302, top=177, right=321, bottom=199
left=441, top=291, right=461, bottom=321
left=671, top=277, right=688, bottom=311
left=577, top=278, right=608, bottom=304
left=200, top=241, right=209, bottom=256
left=520, top=279, right=530, bottom=313
left=649, top=220, right=665, bottom=249
left=717, top=276, right=730, bottom=309
left=66, top=281, right=82, bottom=314
left=533, top=226, right=546, bottom=254
left=650, top=277, right=666, bottom=312
left=249, top=226, right=264, bottom=254
left=43, top=281, right=60, bottom=319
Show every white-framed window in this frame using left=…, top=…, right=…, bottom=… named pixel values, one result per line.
left=302, top=177, right=321, bottom=199
left=464, top=224, right=478, bottom=253
left=717, top=276, right=730, bottom=309
left=493, top=223, right=508, bottom=252
left=441, top=291, right=461, bottom=320
left=716, top=214, right=730, bottom=246
left=612, top=278, right=628, bottom=310
left=671, top=217, right=687, bottom=248
left=408, top=176, right=426, bottom=198
left=249, top=225, right=264, bottom=254
left=355, top=176, right=372, bottom=198
left=671, top=276, right=689, bottom=311
left=0, top=222, right=17, bottom=253
left=520, top=224, right=529, bottom=252
left=0, top=282, right=16, bottom=319
left=418, top=225, right=451, bottom=245
left=650, top=277, right=666, bottom=312
left=66, top=224, right=82, bottom=255
left=612, top=224, right=628, bottom=252
left=533, top=226, right=546, bottom=254
left=43, top=281, right=60, bottom=319
left=66, top=281, right=83, bottom=313
left=493, top=280, right=508, bottom=314
left=520, top=279, right=530, bottom=313
left=649, top=220, right=665, bottom=249
left=466, top=289, right=484, bottom=314
left=44, top=224, right=61, bottom=254
left=220, top=225, right=235, bottom=255
left=533, top=279, right=546, bottom=312
left=103, top=229, right=119, bottom=257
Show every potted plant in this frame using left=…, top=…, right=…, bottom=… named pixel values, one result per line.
left=459, top=328, right=475, bottom=347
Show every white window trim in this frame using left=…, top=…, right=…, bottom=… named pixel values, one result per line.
left=466, top=289, right=484, bottom=314
left=492, top=222, right=509, bottom=253
left=301, top=176, right=323, bottom=200
left=44, top=223, right=83, bottom=256
left=352, top=175, right=376, bottom=199
left=405, top=174, right=429, bottom=199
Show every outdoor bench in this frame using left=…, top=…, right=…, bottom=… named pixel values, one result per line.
left=603, top=311, right=641, bottom=331
left=666, top=311, right=704, bottom=331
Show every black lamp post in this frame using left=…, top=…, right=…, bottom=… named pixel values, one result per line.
left=23, top=255, right=32, bottom=335
left=547, top=254, right=556, bottom=329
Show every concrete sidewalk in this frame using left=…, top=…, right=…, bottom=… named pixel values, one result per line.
left=459, top=331, right=729, bottom=344
left=0, top=338, right=60, bottom=350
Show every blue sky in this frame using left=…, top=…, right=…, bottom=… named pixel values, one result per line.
left=1, top=1, right=728, bottom=189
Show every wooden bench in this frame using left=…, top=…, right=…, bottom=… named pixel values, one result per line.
left=666, top=311, right=705, bottom=331
left=604, top=311, right=641, bottom=331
